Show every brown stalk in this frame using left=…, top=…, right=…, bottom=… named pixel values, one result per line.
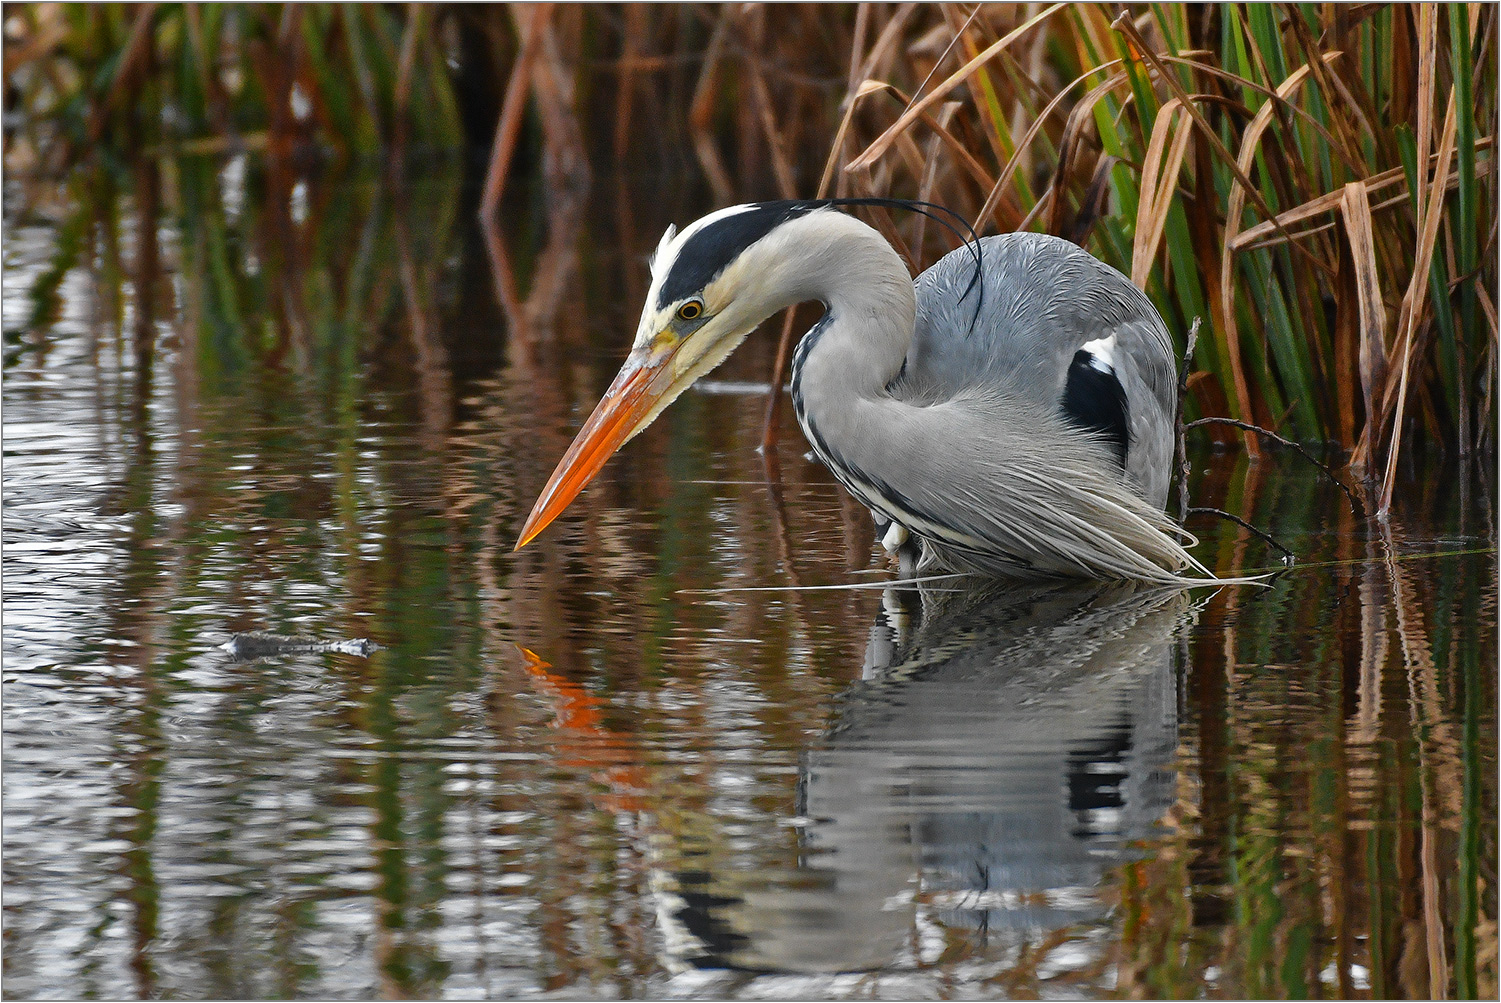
left=1236, top=203, right=1366, bottom=249
left=1372, top=92, right=1470, bottom=426
left=1388, top=5, right=1418, bottom=131
left=183, top=5, right=232, bottom=137
left=612, top=4, right=645, bottom=160
left=1113, top=11, right=1334, bottom=278
left=913, top=105, right=996, bottom=197
left=86, top=3, right=159, bottom=144
left=1132, top=99, right=1194, bottom=288
left=876, top=84, right=998, bottom=196
left=1160, top=55, right=1363, bottom=173
left=1281, top=3, right=1369, bottom=177
left=852, top=4, right=920, bottom=108
left=912, top=102, right=962, bottom=255
left=916, top=4, right=983, bottom=104
left=973, top=62, right=1127, bottom=233
left=391, top=4, right=423, bottom=160
left=1232, top=6, right=1322, bottom=198
left=1044, top=102, right=1088, bottom=237
left=846, top=2, right=873, bottom=96
left=479, top=2, right=552, bottom=218
left=1218, top=60, right=1327, bottom=446
left=1045, top=71, right=1140, bottom=237
left=764, top=15, right=884, bottom=452
left=846, top=3, right=1066, bottom=173
left=687, top=8, right=734, bottom=204
left=941, top=3, right=1012, bottom=171
left=1340, top=181, right=1389, bottom=467
left=249, top=6, right=303, bottom=158
left=891, top=121, right=930, bottom=182
left=746, top=56, right=798, bottom=199
left=1476, top=278, right=1499, bottom=337
left=1338, top=216, right=1374, bottom=447
left=533, top=10, right=589, bottom=191
left=1231, top=138, right=1495, bottom=248
left=832, top=78, right=998, bottom=201
left=1379, top=86, right=1459, bottom=514
left=817, top=78, right=885, bottom=202
left=1414, top=5, right=1438, bottom=221
left=1016, top=184, right=1054, bottom=233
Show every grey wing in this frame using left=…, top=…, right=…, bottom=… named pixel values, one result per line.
left=832, top=389, right=1209, bottom=582
left=898, top=232, right=1178, bottom=508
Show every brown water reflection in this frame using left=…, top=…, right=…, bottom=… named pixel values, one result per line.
left=2, top=157, right=1495, bottom=999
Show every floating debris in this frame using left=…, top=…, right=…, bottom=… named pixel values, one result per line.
left=219, top=632, right=380, bottom=661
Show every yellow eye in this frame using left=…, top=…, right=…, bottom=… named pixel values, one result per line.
left=676, top=300, right=703, bottom=322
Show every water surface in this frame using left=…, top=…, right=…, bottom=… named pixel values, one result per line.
left=3, top=158, right=1495, bottom=999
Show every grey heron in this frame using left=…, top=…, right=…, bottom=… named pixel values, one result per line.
left=515, top=200, right=1217, bottom=584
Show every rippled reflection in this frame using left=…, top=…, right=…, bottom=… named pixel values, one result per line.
left=3, top=155, right=1495, bottom=1000
left=657, top=582, right=1193, bottom=975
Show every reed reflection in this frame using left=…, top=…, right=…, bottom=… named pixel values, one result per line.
left=659, top=580, right=1196, bottom=974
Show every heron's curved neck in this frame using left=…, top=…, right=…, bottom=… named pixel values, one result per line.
left=768, top=213, right=916, bottom=402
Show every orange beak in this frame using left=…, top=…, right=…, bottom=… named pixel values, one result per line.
left=515, top=349, right=674, bottom=550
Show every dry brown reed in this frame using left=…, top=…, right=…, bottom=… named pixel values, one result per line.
left=5, top=4, right=1494, bottom=496
left=805, top=4, right=1494, bottom=506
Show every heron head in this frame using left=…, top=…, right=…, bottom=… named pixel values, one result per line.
left=515, top=202, right=828, bottom=550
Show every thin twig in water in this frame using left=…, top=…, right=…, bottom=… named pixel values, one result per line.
left=1174, top=318, right=1200, bottom=522
left=1187, top=507, right=1296, bottom=566
left=1184, top=416, right=1364, bottom=517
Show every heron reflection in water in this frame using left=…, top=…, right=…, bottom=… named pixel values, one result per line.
left=657, top=580, right=1198, bottom=975
left=516, top=199, right=1227, bottom=583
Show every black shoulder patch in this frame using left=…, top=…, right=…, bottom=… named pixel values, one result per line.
left=657, top=201, right=820, bottom=308
left=1061, top=349, right=1129, bottom=470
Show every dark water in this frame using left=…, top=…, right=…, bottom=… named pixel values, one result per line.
left=3, top=158, right=1496, bottom=1000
